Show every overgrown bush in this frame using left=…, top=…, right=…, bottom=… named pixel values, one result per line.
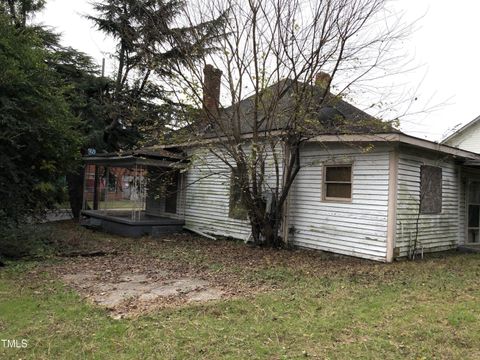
left=0, top=223, right=56, bottom=260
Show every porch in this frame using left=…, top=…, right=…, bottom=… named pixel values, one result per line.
left=462, top=162, right=480, bottom=249
left=80, top=148, right=187, bottom=237
left=81, top=210, right=185, bottom=237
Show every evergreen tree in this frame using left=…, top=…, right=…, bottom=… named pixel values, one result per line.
left=0, top=14, right=80, bottom=227
left=88, top=0, right=227, bottom=147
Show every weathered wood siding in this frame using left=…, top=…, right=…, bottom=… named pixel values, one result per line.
left=183, top=146, right=283, bottom=240
left=395, top=146, right=461, bottom=257
left=444, top=120, right=480, bottom=153
left=288, top=143, right=391, bottom=262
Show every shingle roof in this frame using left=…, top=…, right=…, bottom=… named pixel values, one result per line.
left=199, top=78, right=398, bottom=138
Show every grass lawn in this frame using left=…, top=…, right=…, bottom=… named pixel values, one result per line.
left=1, top=222, right=480, bottom=359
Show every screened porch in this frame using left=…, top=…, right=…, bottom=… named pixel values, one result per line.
left=80, top=148, right=187, bottom=237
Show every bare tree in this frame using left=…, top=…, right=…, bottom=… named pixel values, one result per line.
left=166, top=0, right=411, bottom=247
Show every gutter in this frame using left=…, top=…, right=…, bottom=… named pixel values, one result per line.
left=161, top=131, right=480, bottom=160
left=309, top=133, right=480, bottom=160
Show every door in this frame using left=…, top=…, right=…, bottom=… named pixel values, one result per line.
left=165, top=172, right=179, bottom=214
left=467, top=181, right=480, bottom=243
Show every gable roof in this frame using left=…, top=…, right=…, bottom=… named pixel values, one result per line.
left=442, top=114, right=480, bottom=144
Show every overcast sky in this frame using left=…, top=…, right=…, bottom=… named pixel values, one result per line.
left=35, top=1, right=480, bottom=142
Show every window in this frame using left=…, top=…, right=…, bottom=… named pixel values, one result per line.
left=323, top=165, right=352, bottom=201
left=420, top=165, right=442, bottom=214
left=229, top=168, right=248, bottom=220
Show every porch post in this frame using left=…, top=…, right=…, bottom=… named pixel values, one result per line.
left=81, top=164, right=88, bottom=211
left=104, top=166, right=110, bottom=213
left=93, top=165, right=100, bottom=210
left=386, top=148, right=399, bottom=262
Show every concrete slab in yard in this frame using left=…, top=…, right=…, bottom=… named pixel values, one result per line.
left=61, top=271, right=224, bottom=314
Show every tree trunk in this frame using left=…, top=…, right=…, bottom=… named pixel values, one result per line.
left=250, top=209, right=263, bottom=243
left=249, top=200, right=283, bottom=248
left=262, top=220, right=276, bottom=246
left=66, top=166, right=85, bottom=221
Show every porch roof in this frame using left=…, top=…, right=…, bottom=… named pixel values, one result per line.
left=83, top=147, right=187, bottom=168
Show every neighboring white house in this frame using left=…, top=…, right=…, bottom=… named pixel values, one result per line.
left=442, top=115, right=480, bottom=153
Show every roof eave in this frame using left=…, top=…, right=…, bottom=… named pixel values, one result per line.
left=83, top=155, right=185, bottom=168
left=161, top=131, right=480, bottom=160
left=310, top=133, right=480, bottom=160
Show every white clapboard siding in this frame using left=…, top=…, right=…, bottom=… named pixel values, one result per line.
left=288, top=142, right=391, bottom=262
left=444, top=120, right=480, bottom=153
left=183, top=145, right=283, bottom=240
left=395, top=148, right=461, bottom=257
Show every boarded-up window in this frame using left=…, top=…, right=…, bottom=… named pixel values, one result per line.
left=229, top=168, right=248, bottom=220
left=420, top=165, right=442, bottom=214
left=324, top=165, right=352, bottom=200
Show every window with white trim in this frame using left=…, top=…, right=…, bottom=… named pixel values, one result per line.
left=323, top=165, right=352, bottom=201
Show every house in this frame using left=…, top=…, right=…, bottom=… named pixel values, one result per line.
left=82, top=67, right=480, bottom=262
left=155, top=133, right=480, bottom=262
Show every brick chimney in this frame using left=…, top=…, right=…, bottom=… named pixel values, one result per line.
left=315, top=72, right=331, bottom=92
left=203, top=64, right=222, bottom=118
